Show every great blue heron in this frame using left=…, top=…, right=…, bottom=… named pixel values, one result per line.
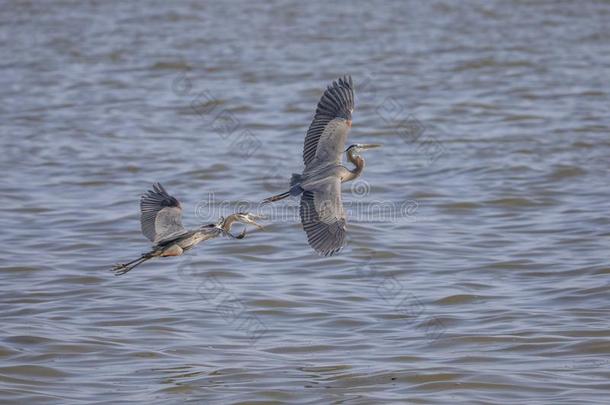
left=112, top=183, right=264, bottom=276
left=262, top=76, right=381, bottom=256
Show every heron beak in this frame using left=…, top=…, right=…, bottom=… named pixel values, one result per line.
left=360, top=143, right=382, bottom=150
left=251, top=217, right=265, bottom=230
left=244, top=213, right=266, bottom=230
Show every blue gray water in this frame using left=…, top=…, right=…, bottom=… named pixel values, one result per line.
left=1, top=1, right=609, bottom=403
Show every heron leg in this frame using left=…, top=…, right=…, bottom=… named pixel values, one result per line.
left=116, top=255, right=146, bottom=268
left=111, top=251, right=156, bottom=276
left=262, top=191, right=290, bottom=204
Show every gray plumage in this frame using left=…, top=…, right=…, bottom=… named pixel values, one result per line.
left=303, top=75, right=354, bottom=168
left=140, top=183, right=187, bottom=244
left=112, top=183, right=264, bottom=276
left=263, top=76, right=381, bottom=256
left=300, top=181, right=346, bottom=256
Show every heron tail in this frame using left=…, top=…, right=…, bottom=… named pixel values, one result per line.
left=262, top=173, right=304, bottom=204
left=290, top=173, right=302, bottom=187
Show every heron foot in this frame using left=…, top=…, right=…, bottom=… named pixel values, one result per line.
left=111, top=263, right=130, bottom=276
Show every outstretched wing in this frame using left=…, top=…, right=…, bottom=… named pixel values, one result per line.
left=303, top=76, right=354, bottom=170
left=299, top=177, right=347, bottom=256
left=140, top=183, right=187, bottom=243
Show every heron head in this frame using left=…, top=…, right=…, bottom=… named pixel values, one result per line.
left=216, top=213, right=265, bottom=239
left=345, top=143, right=382, bottom=156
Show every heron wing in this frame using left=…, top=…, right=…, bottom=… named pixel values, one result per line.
left=303, top=76, right=354, bottom=169
left=140, top=183, right=187, bottom=243
left=299, top=177, right=347, bottom=256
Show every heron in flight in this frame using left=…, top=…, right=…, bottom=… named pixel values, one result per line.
left=262, top=76, right=381, bottom=256
left=112, top=183, right=264, bottom=276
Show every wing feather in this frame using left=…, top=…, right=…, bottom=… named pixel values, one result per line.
left=303, top=76, right=354, bottom=168
left=140, top=183, right=187, bottom=243
left=299, top=178, right=347, bottom=256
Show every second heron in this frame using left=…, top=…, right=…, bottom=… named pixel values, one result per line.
left=263, top=76, right=381, bottom=256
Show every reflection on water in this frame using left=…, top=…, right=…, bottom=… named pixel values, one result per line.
left=1, top=0, right=609, bottom=403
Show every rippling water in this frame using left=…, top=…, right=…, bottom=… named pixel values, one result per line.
left=1, top=1, right=609, bottom=403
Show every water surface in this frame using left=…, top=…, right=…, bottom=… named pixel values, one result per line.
left=1, top=1, right=609, bottom=403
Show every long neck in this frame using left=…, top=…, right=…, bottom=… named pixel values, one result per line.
left=221, top=214, right=240, bottom=233
left=344, top=150, right=365, bottom=182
